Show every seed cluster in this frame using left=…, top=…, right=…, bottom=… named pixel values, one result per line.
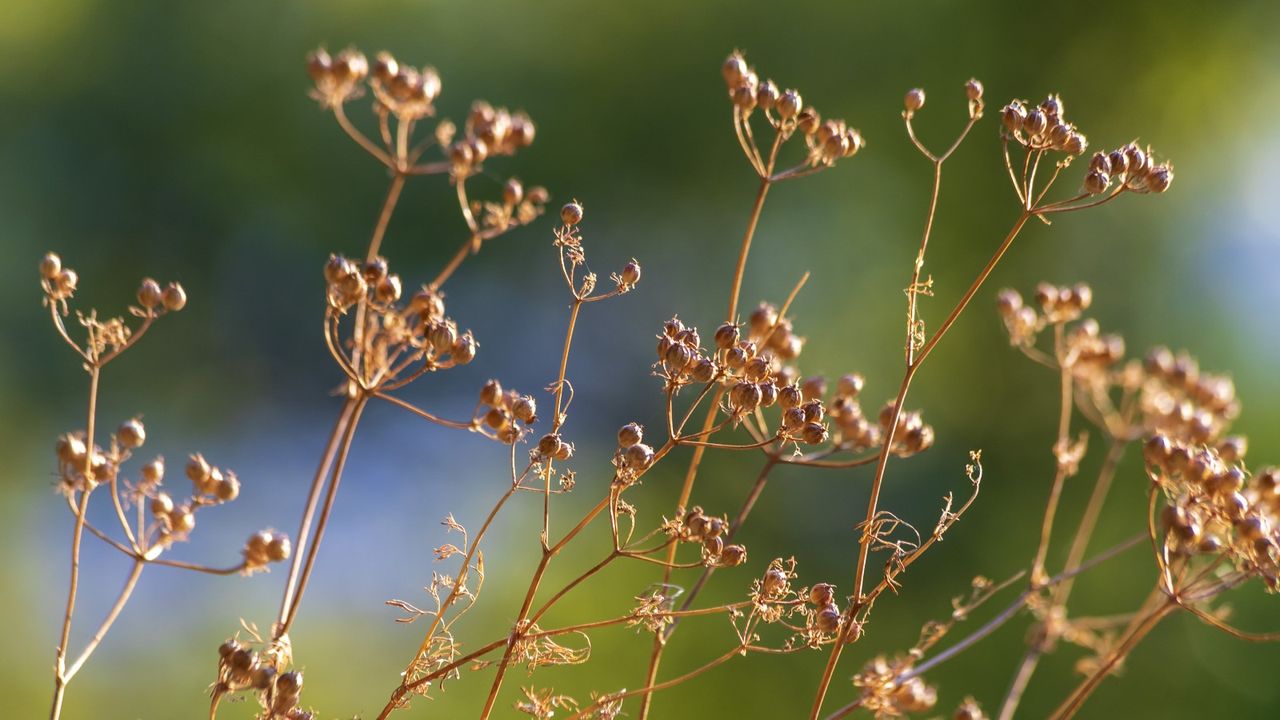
left=722, top=51, right=863, bottom=168
left=676, top=506, right=747, bottom=567
left=215, top=640, right=312, bottom=720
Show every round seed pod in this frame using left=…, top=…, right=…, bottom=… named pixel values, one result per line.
left=41, top=252, right=63, bottom=280
left=560, top=201, right=584, bottom=226
left=141, top=458, right=164, bottom=485
left=150, top=492, right=174, bottom=517
left=451, top=333, right=477, bottom=365
left=964, top=79, right=983, bottom=102
left=117, top=418, right=146, bottom=449
left=624, top=443, right=654, bottom=471
left=267, top=533, right=292, bottom=562
left=778, top=89, right=802, bottom=119
left=537, top=433, right=563, bottom=458
left=720, top=544, right=747, bottom=567
left=479, top=380, right=503, bottom=406
left=815, top=604, right=841, bottom=633
left=904, top=88, right=926, bottom=114
left=762, top=568, right=787, bottom=594
left=162, top=283, right=187, bottom=312
left=512, top=396, right=537, bottom=424
left=618, top=423, right=643, bottom=448
left=137, top=278, right=163, bottom=310
left=808, top=583, right=836, bottom=606
left=620, top=260, right=642, bottom=286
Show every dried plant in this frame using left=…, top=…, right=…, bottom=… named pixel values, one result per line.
left=36, top=44, right=1276, bottom=720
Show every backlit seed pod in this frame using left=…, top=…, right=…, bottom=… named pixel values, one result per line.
left=277, top=671, right=304, bottom=696
left=996, top=288, right=1023, bottom=317
left=336, top=49, right=368, bottom=82
left=252, top=665, right=278, bottom=690
left=116, top=418, right=146, bottom=449
left=56, top=433, right=87, bottom=464
left=618, top=422, right=643, bottom=448
left=215, top=473, right=240, bottom=502
left=714, top=323, right=740, bottom=350
left=480, top=379, right=503, bottom=406
left=267, top=533, right=291, bottom=562
left=323, top=254, right=349, bottom=284
left=664, top=343, right=694, bottom=373
left=186, top=454, right=212, bottom=485
left=732, top=85, right=757, bottom=111
left=1040, top=95, right=1063, bottom=121
left=1048, top=123, right=1071, bottom=148
left=162, top=282, right=187, bottom=311
left=759, top=382, right=778, bottom=407
left=560, top=201, right=584, bottom=226
left=796, top=108, right=821, bottom=135
left=306, top=49, right=332, bottom=82
left=137, top=278, right=163, bottom=310
left=720, top=544, right=747, bottom=567
left=685, top=508, right=708, bottom=538
left=815, top=604, right=841, bottom=633
left=822, top=133, right=849, bottom=161
left=451, top=333, right=477, bottom=365
left=705, top=517, right=726, bottom=538
left=779, top=385, right=803, bottom=410
left=691, top=358, right=716, bottom=383
left=801, top=376, right=827, bottom=401
left=782, top=407, right=806, bottom=431
left=1063, top=131, right=1087, bottom=155
left=620, top=259, right=642, bottom=286
left=374, top=275, right=402, bottom=304
left=729, top=381, right=763, bottom=414
left=843, top=129, right=865, bottom=157
left=1001, top=103, right=1025, bottom=132
left=1023, top=108, right=1047, bottom=137
left=722, top=52, right=747, bottom=88
left=1083, top=170, right=1110, bottom=195
left=808, top=583, right=836, bottom=606
left=141, top=457, right=164, bottom=485
left=1147, top=164, right=1173, bottom=193
left=510, top=114, right=536, bottom=148
left=777, top=89, right=802, bottom=119
left=150, top=492, right=174, bottom=517
left=170, top=506, right=196, bottom=534
left=756, top=80, right=779, bottom=110
left=1123, top=144, right=1147, bottom=176
left=762, top=568, right=787, bottom=594
left=702, top=535, right=724, bottom=558
left=965, top=78, right=983, bottom=102
left=373, top=52, right=398, bottom=82
left=836, top=373, right=865, bottom=398
left=744, top=356, right=769, bottom=382
left=553, top=441, right=574, bottom=461
left=1072, top=283, right=1093, bottom=311
left=55, top=269, right=79, bottom=296
left=1236, top=515, right=1270, bottom=542
left=502, top=178, right=524, bottom=206
left=904, top=88, right=925, bottom=114
left=802, top=400, right=826, bottom=423
left=538, top=433, right=564, bottom=458
left=512, top=395, right=537, bottom=423
left=1218, top=436, right=1248, bottom=463
left=484, top=407, right=508, bottom=430
left=1088, top=151, right=1111, bottom=175
left=801, top=422, right=828, bottom=445
left=40, top=252, right=63, bottom=280
left=229, top=646, right=257, bottom=673
left=749, top=304, right=778, bottom=335
left=624, top=443, right=654, bottom=471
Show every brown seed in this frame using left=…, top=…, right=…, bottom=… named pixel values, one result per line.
left=162, top=282, right=188, bottom=311
left=40, top=252, right=63, bottom=280
left=904, top=88, right=926, bottom=114
left=560, top=201, right=584, bottom=226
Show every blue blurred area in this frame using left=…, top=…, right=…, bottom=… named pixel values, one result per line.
left=3, top=0, right=1279, bottom=717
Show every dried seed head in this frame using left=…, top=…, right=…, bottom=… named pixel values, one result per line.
left=797, top=108, right=821, bottom=135
left=306, top=48, right=332, bottom=82
left=815, top=604, right=841, bottom=633
left=953, top=698, right=987, bottom=720
left=778, top=89, right=803, bottom=119
left=618, top=422, right=643, bottom=448
left=267, top=533, right=291, bottom=562
left=40, top=252, right=63, bottom=280
left=1040, top=94, right=1064, bottom=121
left=150, top=492, right=174, bottom=517
left=1083, top=170, right=1110, bottom=195
left=162, top=282, right=187, bottom=312
left=116, top=418, right=146, bottom=449
left=714, top=322, right=741, bottom=350
left=1024, top=108, right=1047, bottom=136
left=215, top=473, right=240, bottom=502
left=512, top=395, right=537, bottom=423
left=620, top=259, right=642, bottom=286
left=451, top=333, right=478, bottom=365
left=757, top=80, right=779, bottom=110
left=965, top=79, right=984, bottom=102
left=141, top=457, right=164, bottom=485
left=809, top=583, right=836, bottom=606
left=503, top=178, right=524, bottom=206
left=137, top=278, right=163, bottom=310
left=623, top=443, right=655, bottom=471
left=1001, top=102, right=1026, bottom=133
left=186, top=453, right=212, bottom=486
left=722, top=52, right=748, bottom=88
left=720, top=544, right=747, bottom=567
left=1147, top=164, right=1173, bottom=193
left=801, top=422, right=828, bottom=445
left=904, top=88, right=926, bottom=115
left=560, top=201, right=584, bottom=226
left=480, top=379, right=503, bottom=406
left=373, top=52, right=398, bottom=82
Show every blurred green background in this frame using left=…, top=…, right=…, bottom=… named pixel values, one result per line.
left=3, top=0, right=1279, bottom=717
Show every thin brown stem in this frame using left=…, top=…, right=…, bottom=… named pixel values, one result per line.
left=64, top=559, right=144, bottom=680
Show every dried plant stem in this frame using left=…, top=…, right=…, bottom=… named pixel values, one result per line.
left=1050, top=597, right=1177, bottom=719
left=64, top=558, right=144, bottom=680
left=367, top=173, right=407, bottom=262
left=811, top=210, right=1032, bottom=719
left=50, top=363, right=100, bottom=720
left=275, top=397, right=358, bottom=635
left=571, top=645, right=748, bottom=720
left=279, top=395, right=369, bottom=636
left=1032, top=324, right=1075, bottom=584
left=1056, top=434, right=1129, bottom=604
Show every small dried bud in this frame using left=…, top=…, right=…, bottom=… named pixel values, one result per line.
left=560, top=201, right=584, bottom=226
left=480, top=379, right=503, bottom=406
left=141, top=457, right=164, bottom=485
left=617, top=423, right=643, bottom=448
left=503, top=178, right=524, bottom=206
left=150, top=492, right=174, bottom=517
left=836, top=373, right=865, bottom=398
left=162, top=282, right=187, bottom=312
left=512, top=395, right=537, bottom=424
left=40, top=252, right=63, bottom=280
left=801, top=422, right=828, bottom=445
left=137, top=278, right=163, bottom=310
left=904, top=88, right=926, bottom=114
left=116, top=418, right=146, bottom=449
left=1024, top=108, right=1047, bottom=136
left=1001, top=103, right=1026, bottom=133
left=215, top=473, right=240, bottom=502
left=722, top=52, right=747, bottom=88
left=1147, top=164, right=1173, bottom=193
left=623, top=443, right=655, bottom=471
left=186, top=454, right=212, bottom=485
left=964, top=78, right=984, bottom=102
left=808, top=583, right=836, bottom=606
left=756, top=80, right=779, bottom=110
left=720, top=544, right=747, bottom=567
left=1083, top=170, right=1110, bottom=195
left=267, top=533, right=291, bottom=562
left=373, top=52, right=398, bottom=82
left=620, top=259, right=642, bottom=286
left=451, top=333, right=477, bottom=365
left=815, top=604, right=841, bottom=633
left=306, top=49, right=332, bottom=82
left=777, top=89, right=802, bottom=119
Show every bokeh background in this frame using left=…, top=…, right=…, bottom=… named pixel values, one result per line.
left=3, top=1, right=1279, bottom=717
